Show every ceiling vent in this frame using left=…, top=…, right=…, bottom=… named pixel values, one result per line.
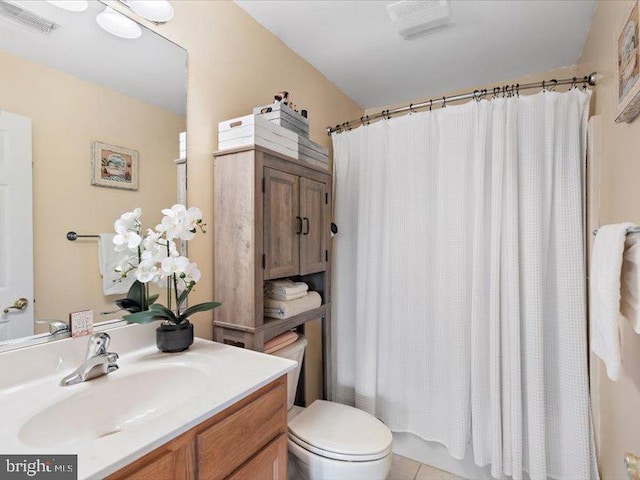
left=387, top=0, right=452, bottom=39
left=0, top=0, right=58, bottom=35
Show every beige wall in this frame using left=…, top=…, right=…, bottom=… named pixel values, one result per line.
left=103, top=0, right=363, bottom=403
left=0, top=50, right=184, bottom=330
left=579, top=1, right=640, bottom=478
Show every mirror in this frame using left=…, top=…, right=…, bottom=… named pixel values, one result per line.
left=0, top=0, right=187, bottom=347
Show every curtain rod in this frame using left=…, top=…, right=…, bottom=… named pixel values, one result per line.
left=327, top=72, right=598, bottom=136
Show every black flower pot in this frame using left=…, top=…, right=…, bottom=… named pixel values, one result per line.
left=156, top=321, right=194, bottom=353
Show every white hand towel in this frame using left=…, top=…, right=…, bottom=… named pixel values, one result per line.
left=264, top=291, right=322, bottom=319
left=264, top=279, right=308, bottom=300
left=621, top=234, right=640, bottom=334
left=590, top=223, right=636, bottom=381
left=99, top=233, right=135, bottom=296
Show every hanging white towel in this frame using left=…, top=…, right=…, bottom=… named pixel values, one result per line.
left=621, top=233, right=640, bottom=334
left=590, top=223, right=636, bottom=381
left=98, top=233, right=134, bottom=296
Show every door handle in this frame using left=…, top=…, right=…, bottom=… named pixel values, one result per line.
left=295, top=216, right=303, bottom=235
left=303, top=217, right=310, bottom=235
left=3, top=297, right=29, bottom=314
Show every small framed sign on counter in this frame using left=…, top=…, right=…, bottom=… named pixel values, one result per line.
left=69, top=310, right=94, bottom=337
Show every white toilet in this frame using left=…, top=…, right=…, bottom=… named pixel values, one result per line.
left=272, top=335, right=393, bottom=480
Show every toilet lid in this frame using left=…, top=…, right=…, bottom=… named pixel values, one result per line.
left=288, top=400, right=393, bottom=462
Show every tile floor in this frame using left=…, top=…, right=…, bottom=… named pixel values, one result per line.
left=386, top=454, right=464, bottom=480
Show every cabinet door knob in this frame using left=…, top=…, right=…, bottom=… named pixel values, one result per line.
left=295, top=216, right=303, bottom=235
left=303, top=217, right=310, bottom=235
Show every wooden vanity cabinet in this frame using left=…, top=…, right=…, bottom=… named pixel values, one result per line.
left=106, top=376, right=287, bottom=480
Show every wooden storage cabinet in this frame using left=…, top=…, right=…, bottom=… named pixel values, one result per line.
left=107, top=377, right=287, bottom=480
left=213, top=146, right=333, bottom=401
left=264, top=169, right=328, bottom=279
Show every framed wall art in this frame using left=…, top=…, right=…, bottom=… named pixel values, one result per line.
left=616, top=0, right=640, bottom=123
left=91, top=141, right=138, bottom=191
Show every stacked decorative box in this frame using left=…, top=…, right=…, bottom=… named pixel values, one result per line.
left=218, top=101, right=329, bottom=170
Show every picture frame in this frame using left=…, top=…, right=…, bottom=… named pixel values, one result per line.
left=91, top=141, right=138, bottom=191
left=616, top=0, right=640, bottom=123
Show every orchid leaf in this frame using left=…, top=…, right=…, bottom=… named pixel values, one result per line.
left=177, top=288, right=190, bottom=308
left=149, top=303, right=178, bottom=323
left=115, top=298, right=142, bottom=313
left=123, top=310, right=163, bottom=324
left=178, top=302, right=221, bottom=322
left=127, top=281, right=145, bottom=306
left=148, top=294, right=160, bottom=305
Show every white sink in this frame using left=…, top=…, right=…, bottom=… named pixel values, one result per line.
left=0, top=323, right=297, bottom=480
left=19, top=365, right=208, bottom=447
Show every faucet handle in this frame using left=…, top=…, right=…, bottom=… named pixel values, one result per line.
left=85, top=332, right=111, bottom=359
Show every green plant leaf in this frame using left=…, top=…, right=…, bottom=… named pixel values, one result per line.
left=123, top=310, right=163, bottom=324
left=149, top=303, right=178, bottom=323
left=126, top=281, right=145, bottom=306
left=115, top=298, right=142, bottom=313
left=177, top=289, right=190, bottom=308
left=178, top=302, right=221, bottom=322
left=148, top=294, right=160, bottom=305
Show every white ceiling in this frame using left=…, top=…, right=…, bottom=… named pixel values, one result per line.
left=235, top=0, right=597, bottom=109
left=0, top=0, right=186, bottom=115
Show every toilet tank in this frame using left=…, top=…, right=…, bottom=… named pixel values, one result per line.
left=270, top=335, right=307, bottom=410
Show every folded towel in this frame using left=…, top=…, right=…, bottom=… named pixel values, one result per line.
left=264, top=331, right=299, bottom=354
left=264, top=291, right=322, bottom=319
left=621, top=234, right=640, bottom=334
left=264, top=279, right=309, bottom=301
left=590, top=223, right=636, bottom=381
left=99, top=233, right=135, bottom=296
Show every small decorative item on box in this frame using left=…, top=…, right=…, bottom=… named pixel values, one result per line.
left=218, top=114, right=298, bottom=159
left=69, top=310, right=94, bottom=337
left=108, top=205, right=221, bottom=353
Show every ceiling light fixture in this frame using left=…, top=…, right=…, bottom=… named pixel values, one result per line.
left=120, top=0, right=174, bottom=23
left=96, top=6, right=141, bottom=39
left=46, top=0, right=88, bottom=12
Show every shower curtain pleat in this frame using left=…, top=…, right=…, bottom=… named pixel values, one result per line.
left=332, top=89, right=596, bottom=480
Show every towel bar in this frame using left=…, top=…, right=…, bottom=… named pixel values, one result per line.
left=66, top=231, right=100, bottom=241
left=592, top=226, right=640, bottom=236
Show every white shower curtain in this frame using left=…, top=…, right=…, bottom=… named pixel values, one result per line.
left=331, top=89, right=596, bottom=480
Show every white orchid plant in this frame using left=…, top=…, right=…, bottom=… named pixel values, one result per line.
left=112, top=205, right=220, bottom=325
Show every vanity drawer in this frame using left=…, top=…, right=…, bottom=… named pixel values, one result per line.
left=227, top=433, right=287, bottom=480
left=196, top=382, right=287, bottom=480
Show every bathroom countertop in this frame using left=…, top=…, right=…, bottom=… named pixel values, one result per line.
left=0, top=323, right=297, bottom=479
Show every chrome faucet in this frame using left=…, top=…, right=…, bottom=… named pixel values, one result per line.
left=59, top=332, right=119, bottom=387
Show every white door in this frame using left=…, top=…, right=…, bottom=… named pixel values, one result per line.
left=0, top=111, right=33, bottom=341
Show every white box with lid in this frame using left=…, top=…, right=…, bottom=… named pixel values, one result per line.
left=218, top=114, right=298, bottom=159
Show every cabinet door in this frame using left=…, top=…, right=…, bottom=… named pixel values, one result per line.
left=264, top=168, right=300, bottom=280
left=227, top=434, right=287, bottom=480
left=299, top=178, right=327, bottom=275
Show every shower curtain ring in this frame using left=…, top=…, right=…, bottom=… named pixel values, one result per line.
left=572, top=76, right=578, bottom=89
left=409, top=103, right=417, bottom=114
left=493, top=87, right=499, bottom=99
left=366, top=115, right=370, bottom=125
left=542, top=80, right=546, bottom=92
left=473, top=90, right=480, bottom=102
left=549, top=79, right=558, bottom=91
left=360, top=116, right=366, bottom=127
left=429, top=99, right=433, bottom=111
left=442, top=97, right=447, bottom=108
left=515, top=84, right=520, bottom=97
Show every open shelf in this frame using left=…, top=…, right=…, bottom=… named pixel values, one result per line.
left=262, top=304, right=329, bottom=343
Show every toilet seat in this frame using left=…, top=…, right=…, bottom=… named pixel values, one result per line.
left=288, top=400, right=393, bottom=462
